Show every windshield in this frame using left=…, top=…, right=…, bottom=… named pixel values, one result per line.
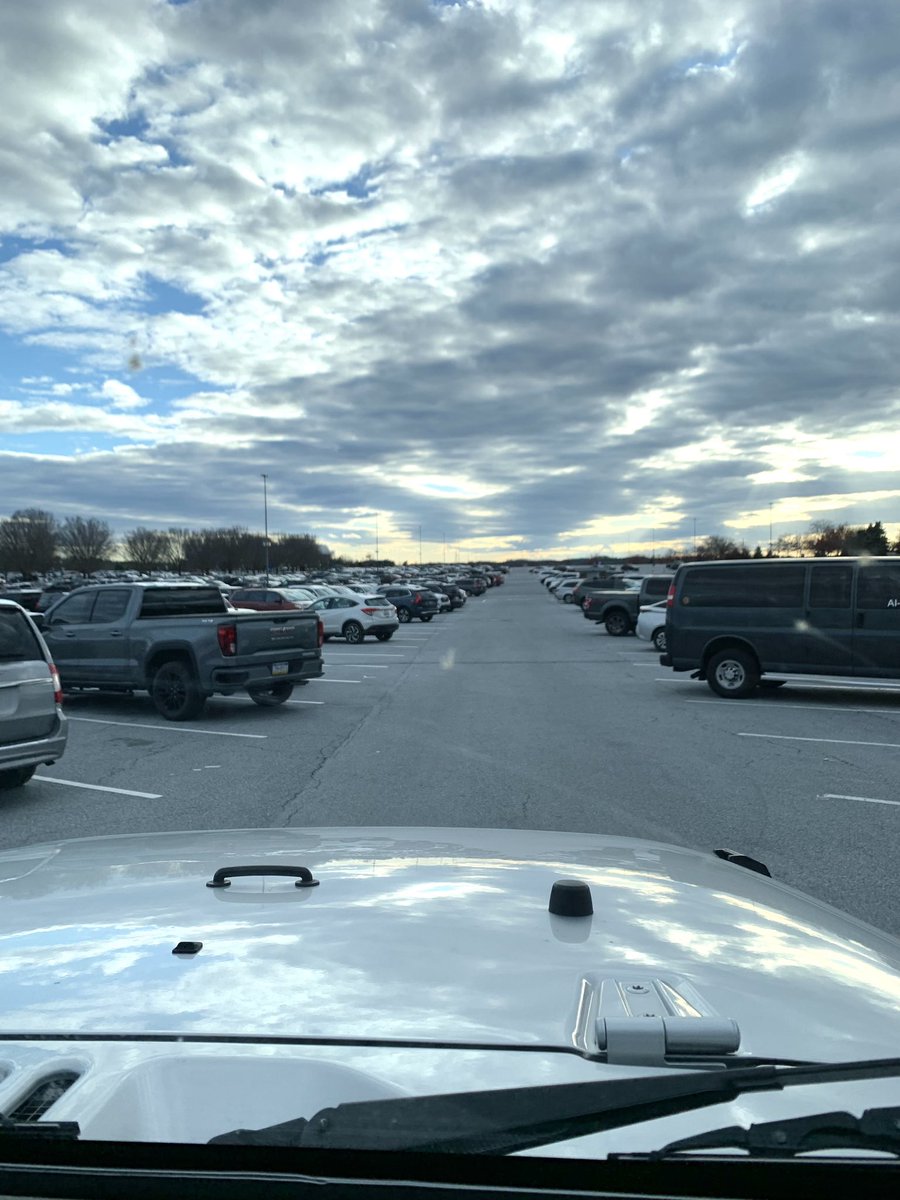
left=1, top=0, right=899, bottom=1178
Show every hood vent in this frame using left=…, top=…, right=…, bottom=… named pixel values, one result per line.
left=5, top=1071, right=80, bottom=1122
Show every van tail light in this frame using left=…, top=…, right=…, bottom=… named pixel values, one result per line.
left=666, top=584, right=676, bottom=608
left=317, top=619, right=325, bottom=647
left=217, top=623, right=238, bottom=657
left=49, top=664, right=63, bottom=706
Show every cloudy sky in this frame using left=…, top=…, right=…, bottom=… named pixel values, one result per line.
left=2, top=0, right=899, bottom=562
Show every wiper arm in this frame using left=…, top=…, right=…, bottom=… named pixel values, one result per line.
left=638, top=1105, right=900, bottom=1159
left=209, top=1056, right=900, bottom=1155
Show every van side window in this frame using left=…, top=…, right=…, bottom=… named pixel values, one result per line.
left=809, top=565, right=852, bottom=608
left=857, top=564, right=900, bottom=610
left=682, top=565, right=805, bottom=607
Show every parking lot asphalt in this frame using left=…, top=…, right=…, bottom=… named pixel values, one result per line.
left=3, top=569, right=898, bottom=936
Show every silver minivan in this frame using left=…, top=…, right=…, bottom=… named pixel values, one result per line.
left=0, top=599, right=68, bottom=789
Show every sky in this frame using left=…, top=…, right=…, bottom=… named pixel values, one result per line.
left=2, top=0, right=900, bottom=563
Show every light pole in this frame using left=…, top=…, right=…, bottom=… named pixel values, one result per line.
left=418, top=524, right=422, bottom=567
left=768, top=502, right=773, bottom=555
left=692, top=517, right=697, bottom=555
left=375, top=512, right=379, bottom=564
left=261, top=473, right=270, bottom=585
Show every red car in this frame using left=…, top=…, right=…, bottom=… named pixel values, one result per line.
left=228, top=587, right=315, bottom=611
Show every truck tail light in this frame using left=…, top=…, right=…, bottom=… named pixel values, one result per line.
left=666, top=584, right=676, bottom=608
left=49, top=664, right=63, bottom=706
left=317, top=618, right=325, bottom=647
left=217, top=623, right=238, bottom=657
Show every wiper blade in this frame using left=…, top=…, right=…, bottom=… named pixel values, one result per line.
left=209, top=1056, right=900, bottom=1155
left=639, top=1105, right=900, bottom=1159
left=0, top=1116, right=79, bottom=1141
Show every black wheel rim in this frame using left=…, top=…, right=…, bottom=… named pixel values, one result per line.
left=156, top=671, right=185, bottom=714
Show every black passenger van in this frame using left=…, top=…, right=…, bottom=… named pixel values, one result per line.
left=660, top=557, right=900, bottom=697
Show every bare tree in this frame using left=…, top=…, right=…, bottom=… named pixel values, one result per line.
left=0, top=509, right=58, bottom=575
left=122, top=527, right=172, bottom=573
left=57, top=516, right=114, bottom=574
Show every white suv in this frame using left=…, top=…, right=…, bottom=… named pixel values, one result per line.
left=306, top=594, right=400, bottom=643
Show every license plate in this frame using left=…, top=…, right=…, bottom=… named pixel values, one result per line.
left=271, top=662, right=289, bottom=677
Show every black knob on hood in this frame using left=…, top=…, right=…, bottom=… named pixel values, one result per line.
left=549, top=878, right=593, bottom=917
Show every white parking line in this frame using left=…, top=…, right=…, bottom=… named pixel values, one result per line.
left=309, top=678, right=363, bottom=684
left=819, top=793, right=900, bottom=807
left=69, top=716, right=266, bottom=739
left=687, top=699, right=900, bottom=717
left=322, top=663, right=390, bottom=669
left=325, top=652, right=405, bottom=658
left=34, top=776, right=163, bottom=799
left=739, top=732, right=900, bottom=749
left=211, top=695, right=325, bottom=707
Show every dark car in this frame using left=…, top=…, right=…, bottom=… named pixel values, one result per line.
left=425, top=581, right=466, bottom=609
left=453, top=576, right=487, bottom=596
left=380, top=586, right=439, bottom=623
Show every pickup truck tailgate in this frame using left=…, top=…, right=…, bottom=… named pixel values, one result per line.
left=235, top=613, right=320, bottom=657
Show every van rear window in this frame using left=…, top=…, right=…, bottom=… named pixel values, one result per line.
left=681, top=565, right=805, bottom=608
left=0, top=609, right=44, bottom=661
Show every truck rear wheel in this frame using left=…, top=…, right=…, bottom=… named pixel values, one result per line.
left=0, top=765, right=37, bottom=790
left=151, top=660, right=206, bottom=721
left=604, top=610, right=631, bottom=636
left=248, top=682, right=294, bottom=706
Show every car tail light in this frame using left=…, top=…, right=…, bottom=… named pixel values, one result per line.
left=361, top=608, right=377, bottom=615
left=584, top=597, right=592, bottom=610
left=49, top=664, right=63, bottom=706
left=414, top=593, right=421, bottom=604
left=317, top=618, right=325, bottom=647
left=217, top=623, right=238, bottom=656
left=666, top=583, right=675, bottom=608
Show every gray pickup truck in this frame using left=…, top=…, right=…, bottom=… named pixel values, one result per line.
left=581, top=575, right=673, bottom=636
left=39, top=583, right=324, bottom=720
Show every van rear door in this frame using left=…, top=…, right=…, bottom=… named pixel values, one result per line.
left=853, top=561, right=900, bottom=677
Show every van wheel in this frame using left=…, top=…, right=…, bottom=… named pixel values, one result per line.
left=707, top=648, right=759, bottom=699
left=0, top=765, right=37, bottom=790
left=652, top=627, right=667, bottom=652
left=604, top=610, right=631, bottom=637
left=151, top=660, right=206, bottom=721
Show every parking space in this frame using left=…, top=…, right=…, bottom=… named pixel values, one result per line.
left=0, top=615, right=460, bottom=850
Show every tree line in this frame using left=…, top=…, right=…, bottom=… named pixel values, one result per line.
left=0, top=509, right=334, bottom=576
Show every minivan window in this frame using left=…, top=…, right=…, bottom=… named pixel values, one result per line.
left=682, top=565, right=806, bottom=608
left=857, top=564, right=900, bottom=610
left=809, top=565, right=853, bottom=608
left=0, top=610, right=43, bottom=661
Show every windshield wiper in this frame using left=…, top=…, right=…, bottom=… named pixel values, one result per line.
left=632, top=1105, right=900, bottom=1159
left=0, top=1116, right=79, bottom=1141
left=209, top=1056, right=900, bottom=1155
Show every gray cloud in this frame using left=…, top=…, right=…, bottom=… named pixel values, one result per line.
left=2, top=0, right=900, bottom=557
